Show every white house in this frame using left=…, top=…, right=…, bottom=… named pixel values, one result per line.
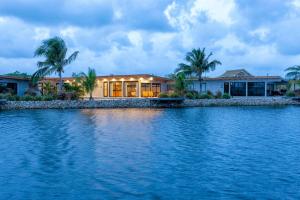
left=188, top=69, right=286, bottom=97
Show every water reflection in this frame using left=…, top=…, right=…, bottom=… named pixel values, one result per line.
left=0, top=107, right=300, bottom=199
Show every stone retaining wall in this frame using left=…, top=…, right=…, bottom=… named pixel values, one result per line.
left=0, top=97, right=299, bottom=110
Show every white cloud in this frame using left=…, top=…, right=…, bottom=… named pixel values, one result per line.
left=127, top=31, right=143, bottom=47
left=33, top=27, right=50, bottom=41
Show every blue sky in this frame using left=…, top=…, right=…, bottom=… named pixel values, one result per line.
left=0, top=0, right=300, bottom=77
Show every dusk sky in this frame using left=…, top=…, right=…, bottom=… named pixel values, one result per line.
left=0, top=0, right=300, bottom=77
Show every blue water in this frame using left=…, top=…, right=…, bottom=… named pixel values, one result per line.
left=0, top=107, right=300, bottom=199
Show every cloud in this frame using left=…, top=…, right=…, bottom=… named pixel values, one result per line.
left=0, top=0, right=300, bottom=77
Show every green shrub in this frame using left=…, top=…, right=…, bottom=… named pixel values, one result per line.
left=185, top=91, right=199, bottom=99
left=286, top=91, right=296, bottom=97
left=198, top=93, right=213, bottom=99
left=186, top=92, right=195, bottom=99
left=21, top=95, right=36, bottom=101
left=215, top=91, right=222, bottom=99
left=0, top=93, right=8, bottom=99
left=207, top=90, right=213, bottom=96
left=42, top=95, right=55, bottom=101
left=222, top=93, right=231, bottom=99
left=7, top=95, right=20, bottom=101
left=159, top=93, right=169, bottom=98
left=169, top=93, right=180, bottom=98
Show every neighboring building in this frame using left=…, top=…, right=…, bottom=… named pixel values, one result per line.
left=43, top=74, right=170, bottom=98
left=288, top=80, right=300, bottom=91
left=0, top=76, right=31, bottom=96
left=188, top=69, right=286, bottom=97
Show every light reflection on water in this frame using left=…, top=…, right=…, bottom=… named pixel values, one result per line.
left=0, top=107, right=300, bottom=199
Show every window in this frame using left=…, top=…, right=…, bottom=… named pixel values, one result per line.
left=109, top=81, right=122, bottom=97
left=248, top=82, right=265, bottom=96
left=230, top=82, right=246, bottom=96
left=125, top=82, right=138, bottom=97
left=141, top=83, right=152, bottom=97
left=103, top=82, right=108, bottom=97
left=151, top=83, right=161, bottom=97
left=0, top=82, right=17, bottom=94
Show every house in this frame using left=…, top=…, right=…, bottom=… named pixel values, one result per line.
left=188, top=69, right=286, bottom=96
left=0, top=76, right=31, bottom=96
left=43, top=74, right=171, bottom=98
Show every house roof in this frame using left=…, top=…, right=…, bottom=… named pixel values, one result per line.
left=0, top=75, right=30, bottom=81
left=219, top=69, right=253, bottom=78
left=188, top=69, right=283, bottom=81
left=43, top=74, right=170, bottom=82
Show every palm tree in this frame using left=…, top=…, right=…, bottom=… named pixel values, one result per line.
left=176, top=48, right=221, bottom=93
left=285, top=65, right=300, bottom=80
left=74, top=68, right=97, bottom=100
left=32, top=36, right=79, bottom=93
left=174, top=72, right=187, bottom=96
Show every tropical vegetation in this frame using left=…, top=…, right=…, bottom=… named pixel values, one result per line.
left=31, top=37, right=79, bottom=93
left=73, top=68, right=97, bottom=100
left=285, top=65, right=300, bottom=80
left=176, top=48, right=221, bottom=93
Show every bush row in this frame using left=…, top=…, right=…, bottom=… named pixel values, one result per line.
left=158, top=91, right=231, bottom=99
left=0, top=94, right=55, bottom=101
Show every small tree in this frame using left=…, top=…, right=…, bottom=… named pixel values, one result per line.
left=74, top=68, right=97, bottom=100
left=174, top=72, right=187, bottom=96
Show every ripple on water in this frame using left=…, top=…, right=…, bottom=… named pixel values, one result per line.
left=0, top=107, right=300, bottom=199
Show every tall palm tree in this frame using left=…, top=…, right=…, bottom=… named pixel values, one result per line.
left=285, top=65, right=300, bottom=80
left=74, top=68, right=97, bottom=100
left=176, top=48, right=221, bottom=93
left=32, top=37, right=79, bottom=93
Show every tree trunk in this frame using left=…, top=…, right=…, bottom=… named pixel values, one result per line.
left=89, top=92, right=93, bottom=100
left=199, top=74, right=202, bottom=94
left=58, top=71, right=63, bottom=94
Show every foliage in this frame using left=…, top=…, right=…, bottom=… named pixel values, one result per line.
left=185, top=90, right=199, bottom=99
left=159, top=93, right=169, bottom=98
left=42, top=81, right=57, bottom=96
left=198, top=93, right=213, bottom=99
left=215, top=91, right=222, bottom=99
left=73, top=68, right=97, bottom=100
left=169, top=92, right=181, bottom=98
left=31, top=36, right=79, bottom=93
left=206, top=90, right=213, bottom=96
left=285, top=65, right=300, bottom=80
left=286, top=91, right=296, bottom=97
left=174, top=72, right=187, bottom=96
left=176, top=48, right=221, bottom=92
left=63, top=83, right=84, bottom=99
left=222, top=93, right=231, bottom=99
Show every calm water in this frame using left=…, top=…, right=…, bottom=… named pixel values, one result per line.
left=0, top=107, right=300, bottom=199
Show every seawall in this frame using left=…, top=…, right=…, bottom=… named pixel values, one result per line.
left=0, top=97, right=299, bottom=110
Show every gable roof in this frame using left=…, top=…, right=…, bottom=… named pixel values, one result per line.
left=220, top=69, right=253, bottom=78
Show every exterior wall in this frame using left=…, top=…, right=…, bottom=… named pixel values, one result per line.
left=80, top=78, right=169, bottom=98
left=0, top=79, right=30, bottom=96
left=189, top=78, right=283, bottom=96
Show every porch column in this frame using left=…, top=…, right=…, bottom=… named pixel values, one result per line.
left=246, top=81, right=248, bottom=97
left=138, top=81, right=141, bottom=98
left=108, top=81, right=110, bottom=97
left=265, top=81, right=267, bottom=97
left=122, top=81, right=124, bottom=97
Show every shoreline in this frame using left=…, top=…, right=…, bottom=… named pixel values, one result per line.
left=0, top=97, right=299, bottom=110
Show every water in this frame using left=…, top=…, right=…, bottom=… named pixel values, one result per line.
left=0, top=107, right=300, bottom=199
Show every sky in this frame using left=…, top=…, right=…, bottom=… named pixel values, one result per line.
left=0, top=0, right=300, bottom=77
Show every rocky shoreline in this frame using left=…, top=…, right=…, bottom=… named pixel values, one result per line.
left=0, top=97, right=299, bottom=110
